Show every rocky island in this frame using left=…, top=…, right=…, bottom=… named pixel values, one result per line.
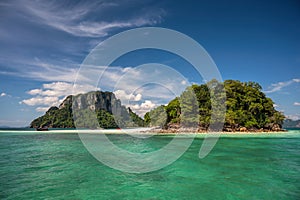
left=30, top=91, right=144, bottom=129
left=283, top=119, right=300, bottom=129
left=31, top=80, right=285, bottom=132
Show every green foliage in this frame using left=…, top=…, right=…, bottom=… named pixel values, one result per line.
left=128, top=107, right=144, bottom=127
left=144, top=79, right=285, bottom=130
left=146, top=105, right=167, bottom=128
left=144, top=112, right=151, bottom=126
left=30, top=92, right=145, bottom=129
left=73, top=109, right=100, bottom=128
left=179, top=86, right=199, bottom=127
left=31, top=104, right=74, bottom=128
left=223, top=80, right=284, bottom=129
left=165, top=97, right=180, bottom=123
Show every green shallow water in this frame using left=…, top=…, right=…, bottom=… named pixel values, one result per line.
left=1, top=130, right=300, bottom=199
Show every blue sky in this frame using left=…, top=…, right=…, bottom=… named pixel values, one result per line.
left=0, top=0, right=299, bottom=127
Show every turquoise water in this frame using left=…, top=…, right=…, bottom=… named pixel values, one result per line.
left=1, top=130, right=300, bottom=199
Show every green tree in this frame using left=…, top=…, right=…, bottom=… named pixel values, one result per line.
left=179, top=86, right=199, bottom=128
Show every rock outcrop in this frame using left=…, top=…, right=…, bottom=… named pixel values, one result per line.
left=30, top=91, right=144, bottom=129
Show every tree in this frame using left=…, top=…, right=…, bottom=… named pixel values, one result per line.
left=145, top=79, right=285, bottom=131
left=179, top=86, right=199, bottom=128
left=148, top=105, right=167, bottom=128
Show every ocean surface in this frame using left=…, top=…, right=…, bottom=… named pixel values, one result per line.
left=1, top=129, right=300, bottom=200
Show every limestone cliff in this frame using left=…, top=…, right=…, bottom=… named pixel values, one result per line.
left=30, top=91, right=144, bottom=129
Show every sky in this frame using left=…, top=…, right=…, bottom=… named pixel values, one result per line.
left=0, top=0, right=299, bottom=127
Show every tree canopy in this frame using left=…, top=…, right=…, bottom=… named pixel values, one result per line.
left=144, top=80, right=285, bottom=131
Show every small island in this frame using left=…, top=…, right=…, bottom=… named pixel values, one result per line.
left=31, top=80, right=285, bottom=133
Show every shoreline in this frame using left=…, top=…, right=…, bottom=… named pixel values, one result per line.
left=0, top=127, right=292, bottom=135
left=143, top=126, right=287, bottom=135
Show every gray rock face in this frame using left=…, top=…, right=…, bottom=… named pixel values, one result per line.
left=30, top=90, right=144, bottom=129
left=69, top=91, right=127, bottom=115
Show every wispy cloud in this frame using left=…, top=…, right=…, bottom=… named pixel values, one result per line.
left=0, top=57, right=80, bottom=82
left=293, top=78, right=300, bottom=83
left=23, top=0, right=164, bottom=38
left=264, top=78, right=300, bottom=93
left=294, top=102, right=300, bottom=106
left=286, top=114, right=300, bottom=121
left=0, top=0, right=166, bottom=84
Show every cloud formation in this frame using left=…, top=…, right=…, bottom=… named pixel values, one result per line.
left=21, top=64, right=188, bottom=116
left=131, top=100, right=156, bottom=116
left=264, top=78, right=300, bottom=93
left=294, top=102, right=300, bottom=106
left=22, top=82, right=99, bottom=112
left=114, top=90, right=142, bottom=102
left=0, top=58, right=79, bottom=82
left=75, top=65, right=188, bottom=116
left=23, top=0, right=163, bottom=38
left=0, top=0, right=165, bottom=84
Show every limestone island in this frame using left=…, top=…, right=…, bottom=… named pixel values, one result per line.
left=31, top=80, right=286, bottom=133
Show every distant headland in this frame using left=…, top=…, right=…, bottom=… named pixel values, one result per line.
left=31, top=80, right=285, bottom=133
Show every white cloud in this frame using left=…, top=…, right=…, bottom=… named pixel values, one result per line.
left=1, top=58, right=79, bottom=82
left=141, top=100, right=156, bottom=109
left=264, top=78, right=300, bottom=93
left=129, top=100, right=156, bottom=116
left=26, top=60, right=79, bottom=82
left=36, top=107, right=50, bottom=112
left=23, top=1, right=163, bottom=38
left=0, top=92, right=11, bottom=97
left=114, top=90, right=142, bottom=103
left=294, top=102, right=300, bottom=106
left=292, top=79, right=300, bottom=83
left=52, top=19, right=158, bottom=38
left=22, top=96, right=59, bottom=106
left=26, top=82, right=99, bottom=97
left=27, top=89, right=42, bottom=95
left=134, top=93, right=142, bottom=101
left=22, top=81, right=99, bottom=112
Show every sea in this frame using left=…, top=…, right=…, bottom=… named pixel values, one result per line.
left=0, top=128, right=299, bottom=200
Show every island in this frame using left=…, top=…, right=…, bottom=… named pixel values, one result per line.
left=283, top=119, right=300, bottom=129
left=30, top=91, right=144, bottom=129
left=31, top=80, right=285, bottom=133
